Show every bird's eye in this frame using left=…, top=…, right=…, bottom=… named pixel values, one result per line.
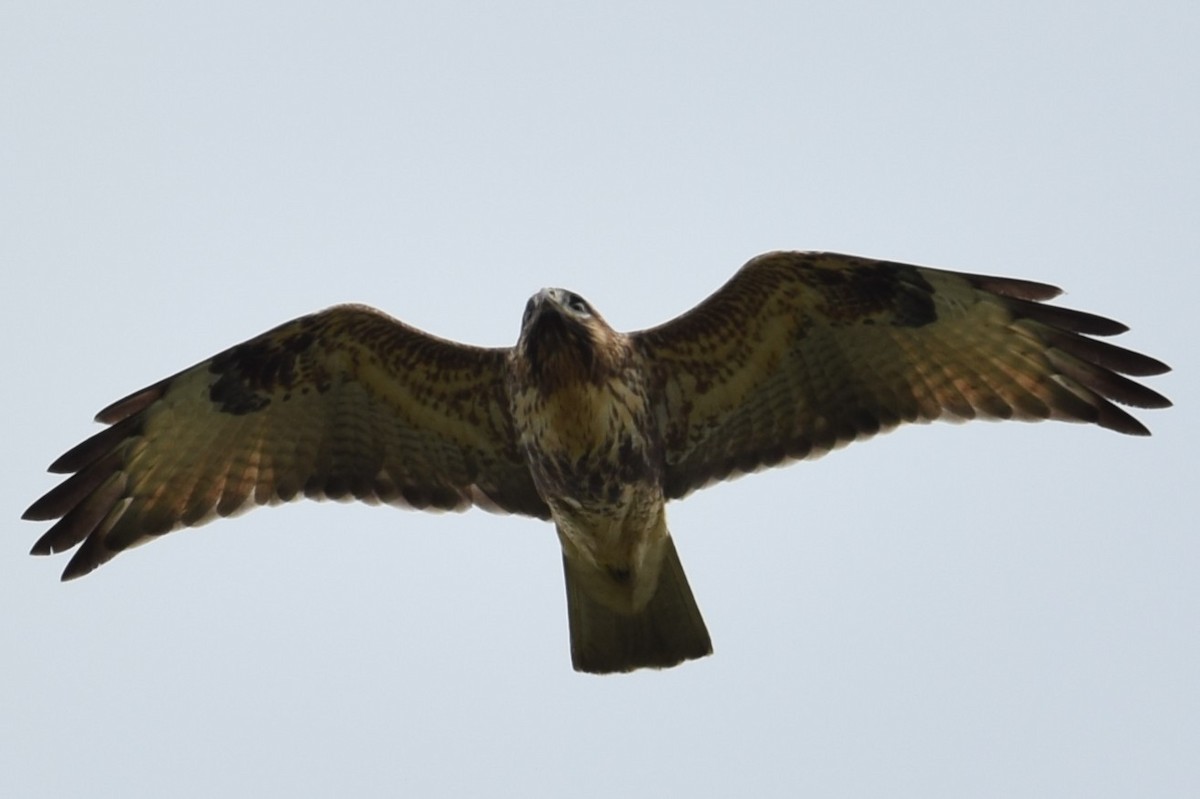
left=565, top=292, right=590, bottom=315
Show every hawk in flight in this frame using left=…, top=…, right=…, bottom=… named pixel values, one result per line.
left=24, top=252, right=1171, bottom=673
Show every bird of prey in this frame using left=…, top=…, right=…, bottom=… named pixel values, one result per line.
left=24, top=251, right=1170, bottom=673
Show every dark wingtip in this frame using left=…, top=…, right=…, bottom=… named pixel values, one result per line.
left=965, top=273, right=1063, bottom=302
left=48, top=449, right=85, bottom=475
left=60, top=559, right=95, bottom=581
left=47, top=417, right=142, bottom=474
left=1134, top=354, right=1172, bottom=377
left=22, top=502, right=52, bottom=523
left=1113, top=420, right=1152, bottom=437
left=58, top=537, right=106, bottom=581
left=1095, top=401, right=1154, bottom=436
left=95, top=382, right=167, bottom=425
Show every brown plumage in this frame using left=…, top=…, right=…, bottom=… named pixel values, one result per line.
left=24, top=252, right=1171, bottom=673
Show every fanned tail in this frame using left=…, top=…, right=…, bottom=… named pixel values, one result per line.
left=563, top=536, right=712, bottom=674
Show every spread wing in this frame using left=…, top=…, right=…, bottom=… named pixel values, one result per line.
left=25, top=304, right=549, bottom=580
left=633, top=251, right=1171, bottom=500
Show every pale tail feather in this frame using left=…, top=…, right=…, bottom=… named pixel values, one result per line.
left=563, top=536, right=712, bottom=674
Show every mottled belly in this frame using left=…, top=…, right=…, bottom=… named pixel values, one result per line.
left=509, top=361, right=671, bottom=568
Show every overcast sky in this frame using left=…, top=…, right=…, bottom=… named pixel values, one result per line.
left=3, top=2, right=1196, bottom=797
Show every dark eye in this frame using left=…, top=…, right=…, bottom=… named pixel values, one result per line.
left=565, top=292, right=589, bottom=314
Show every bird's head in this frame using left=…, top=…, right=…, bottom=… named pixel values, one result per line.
left=516, top=288, right=624, bottom=386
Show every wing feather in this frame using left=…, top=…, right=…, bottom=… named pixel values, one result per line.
left=26, top=304, right=548, bottom=580
left=634, top=252, right=1171, bottom=500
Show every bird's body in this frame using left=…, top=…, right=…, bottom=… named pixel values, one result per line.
left=507, top=289, right=711, bottom=669
left=24, top=252, right=1171, bottom=673
left=510, top=292, right=663, bottom=602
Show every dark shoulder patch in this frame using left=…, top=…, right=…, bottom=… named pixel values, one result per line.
left=208, top=326, right=319, bottom=415
left=209, top=370, right=272, bottom=415
left=800, top=258, right=937, bottom=328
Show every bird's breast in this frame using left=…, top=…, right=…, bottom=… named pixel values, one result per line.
left=509, top=371, right=662, bottom=506
left=509, top=375, right=668, bottom=601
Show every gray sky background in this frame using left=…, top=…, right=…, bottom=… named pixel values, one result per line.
left=3, top=3, right=1196, bottom=797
